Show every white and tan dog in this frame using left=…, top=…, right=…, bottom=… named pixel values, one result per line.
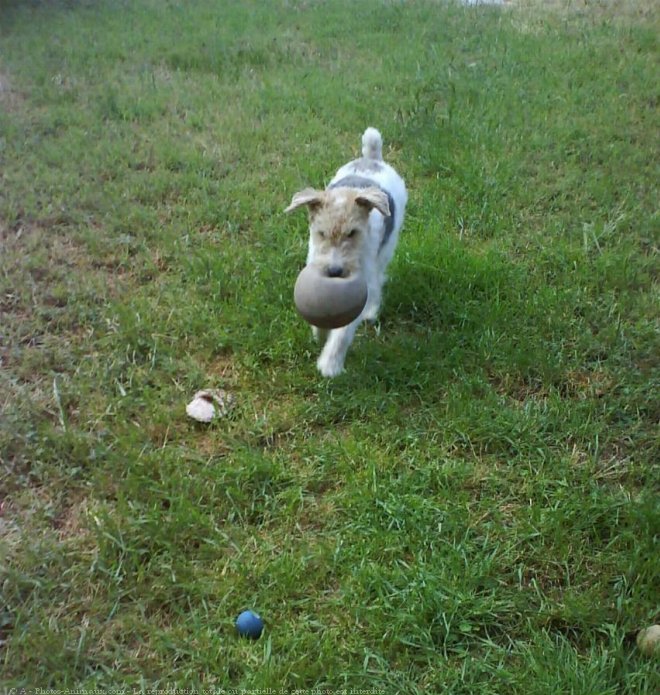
left=286, top=127, right=407, bottom=377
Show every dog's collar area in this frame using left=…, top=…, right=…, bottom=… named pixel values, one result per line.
left=328, top=175, right=396, bottom=251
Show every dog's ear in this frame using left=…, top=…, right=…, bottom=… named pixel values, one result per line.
left=285, top=188, right=325, bottom=214
left=355, top=187, right=390, bottom=217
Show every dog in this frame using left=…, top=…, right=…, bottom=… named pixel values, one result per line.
left=286, top=127, right=407, bottom=377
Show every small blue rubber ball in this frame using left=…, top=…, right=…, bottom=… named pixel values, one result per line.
left=236, top=610, right=264, bottom=640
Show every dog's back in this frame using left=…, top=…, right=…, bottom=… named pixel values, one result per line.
left=330, top=128, right=407, bottom=253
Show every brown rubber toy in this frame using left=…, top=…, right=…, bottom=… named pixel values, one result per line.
left=294, top=265, right=368, bottom=329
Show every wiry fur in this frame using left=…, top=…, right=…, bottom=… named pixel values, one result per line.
left=286, top=128, right=407, bottom=377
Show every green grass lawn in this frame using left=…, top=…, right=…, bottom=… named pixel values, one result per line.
left=1, top=0, right=658, bottom=691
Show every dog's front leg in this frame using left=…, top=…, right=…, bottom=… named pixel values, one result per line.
left=316, top=319, right=360, bottom=377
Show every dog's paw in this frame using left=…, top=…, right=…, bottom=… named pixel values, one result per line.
left=362, top=298, right=381, bottom=323
left=317, top=354, right=345, bottom=378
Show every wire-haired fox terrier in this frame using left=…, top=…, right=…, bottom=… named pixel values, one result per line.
left=286, top=127, right=407, bottom=377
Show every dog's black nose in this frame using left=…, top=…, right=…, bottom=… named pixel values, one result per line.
left=326, top=265, right=344, bottom=278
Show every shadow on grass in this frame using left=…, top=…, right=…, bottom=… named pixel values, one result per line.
left=352, top=241, right=561, bottom=389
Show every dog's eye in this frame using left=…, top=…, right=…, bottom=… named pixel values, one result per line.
left=347, top=228, right=359, bottom=238
left=317, top=230, right=326, bottom=238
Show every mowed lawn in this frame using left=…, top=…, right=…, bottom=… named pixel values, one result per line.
left=1, top=0, right=658, bottom=691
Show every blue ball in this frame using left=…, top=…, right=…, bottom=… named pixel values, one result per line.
left=236, top=610, right=264, bottom=640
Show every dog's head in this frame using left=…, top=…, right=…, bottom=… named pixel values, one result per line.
left=285, top=186, right=390, bottom=278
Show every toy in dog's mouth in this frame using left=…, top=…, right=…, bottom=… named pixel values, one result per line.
left=294, top=264, right=368, bottom=329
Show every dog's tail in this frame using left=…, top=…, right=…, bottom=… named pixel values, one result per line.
left=361, top=127, right=383, bottom=161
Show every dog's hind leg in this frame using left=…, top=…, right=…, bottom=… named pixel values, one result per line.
left=362, top=282, right=382, bottom=322
left=312, top=326, right=329, bottom=343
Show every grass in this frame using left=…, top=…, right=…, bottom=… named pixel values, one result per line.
left=1, top=0, right=658, bottom=691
